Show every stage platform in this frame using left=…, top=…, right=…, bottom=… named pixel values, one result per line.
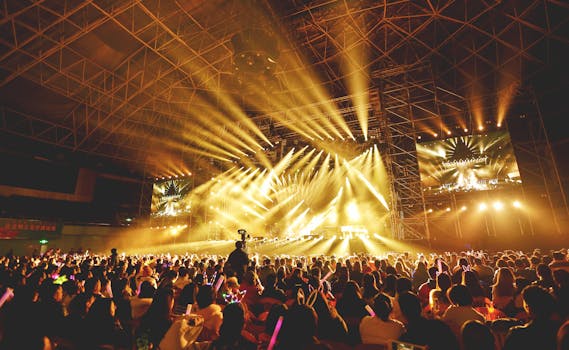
left=112, top=236, right=433, bottom=258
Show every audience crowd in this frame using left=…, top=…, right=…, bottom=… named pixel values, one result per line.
left=0, top=243, right=568, bottom=350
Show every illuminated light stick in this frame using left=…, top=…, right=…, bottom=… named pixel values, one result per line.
left=0, top=288, right=14, bottom=309
left=54, top=275, right=68, bottom=285
left=223, top=290, right=247, bottom=304
left=105, top=281, right=113, bottom=298
left=485, top=299, right=497, bottom=321
left=437, top=258, right=443, bottom=276
left=214, top=275, right=224, bottom=293
left=256, top=275, right=264, bottom=294
left=306, top=289, right=318, bottom=307
left=365, top=304, right=376, bottom=317
left=185, top=304, right=193, bottom=315
left=296, top=288, right=305, bottom=305
left=320, top=270, right=333, bottom=283
left=267, top=316, right=284, bottom=350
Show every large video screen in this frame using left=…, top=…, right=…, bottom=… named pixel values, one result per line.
left=151, top=178, right=193, bottom=217
left=416, top=131, right=521, bottom=195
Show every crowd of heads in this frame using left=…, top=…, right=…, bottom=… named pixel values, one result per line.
left=0, top=245, right=568, bottom=349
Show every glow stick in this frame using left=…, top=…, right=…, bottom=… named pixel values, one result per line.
left=54, top=275, right=68, bottom=285
left=214, top=275, right=224, bottom=293
left=267, top=316, right=284, bottom=350
left=185, top=304, right=192, bottom=315
left=106, top=281, right=113, bottom=298
left=320, top=270, right=333, bottom=282
left=437, top=258, right=443, bottom=275
left=0, top=288, right=14, bottom=309
left=365, top=304, right=376, bottom=317
left=255, top=274, right=264, bottom=292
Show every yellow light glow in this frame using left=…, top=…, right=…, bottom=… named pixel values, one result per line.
left=493, top=201, right=504, bottom=211
left=346, top=202, right=360, bottom=221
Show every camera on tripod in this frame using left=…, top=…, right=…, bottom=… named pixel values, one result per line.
left=237, top=229, right=250, bottom=248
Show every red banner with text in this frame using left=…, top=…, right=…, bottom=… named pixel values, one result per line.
left=0, top=218, right=63, bottom=240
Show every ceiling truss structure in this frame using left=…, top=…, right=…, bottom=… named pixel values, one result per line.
left=0, top=0, right=566, bottom=172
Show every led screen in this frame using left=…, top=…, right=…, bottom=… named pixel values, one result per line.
left=416, top=131, right=521, bottom=195
left=151, top=178, right=193, bottom=217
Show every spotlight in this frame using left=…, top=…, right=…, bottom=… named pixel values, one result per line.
left=493, top=201, right=504, bottom=211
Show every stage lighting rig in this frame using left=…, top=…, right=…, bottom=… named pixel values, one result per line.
left=231, top=27, right=278, bottom=81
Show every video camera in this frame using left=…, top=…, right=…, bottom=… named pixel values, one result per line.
left=237, top=229, right=250, bottom=248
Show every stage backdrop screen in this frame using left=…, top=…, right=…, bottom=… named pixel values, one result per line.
left=151, top=178, right=193, bottom=217
left=416, top=130, right=522, bottom=195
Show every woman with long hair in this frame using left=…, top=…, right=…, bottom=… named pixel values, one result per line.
left=83, top=297, right=129, bottom=349
left=276, top=304, right=331, bottom=350
left=361, top=272, right=380, bottom=304
left=350, top=260, right=364, bottom=286
left=395, top=260, right=410, bottom=279
left=209, top=302, right=257, bottom=350
left=425, top=273, right=451, bottom=319
left=194, top=284, right=223, bottom=341
left=311, top=290, right=348, bottom=343
left=412, top=261, right=429, bottom=292
left=136, top=287, right=175, bottom=348
left=173, top=282, right=197, bottom=315
left=491, top=267, right=516, bottom=315
left=335, top=280, right=367, bottom=345
left=462, top=270, right=487, bottom=307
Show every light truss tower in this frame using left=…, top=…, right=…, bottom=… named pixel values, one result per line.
left=373, top=63, right=439, bottom=241
left=508, top=88, right=569, bottom=236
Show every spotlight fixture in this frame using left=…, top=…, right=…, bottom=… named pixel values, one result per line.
left=231, top=28, right=279, bottom=77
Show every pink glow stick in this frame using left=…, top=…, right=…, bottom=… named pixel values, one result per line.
left=214, top=275, right=224, bottom=293
left=267, top=316, right=284, bottom=350
left=0, top=288, right=14, bottom=309
left=365, top=304, right=376, bottom=317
